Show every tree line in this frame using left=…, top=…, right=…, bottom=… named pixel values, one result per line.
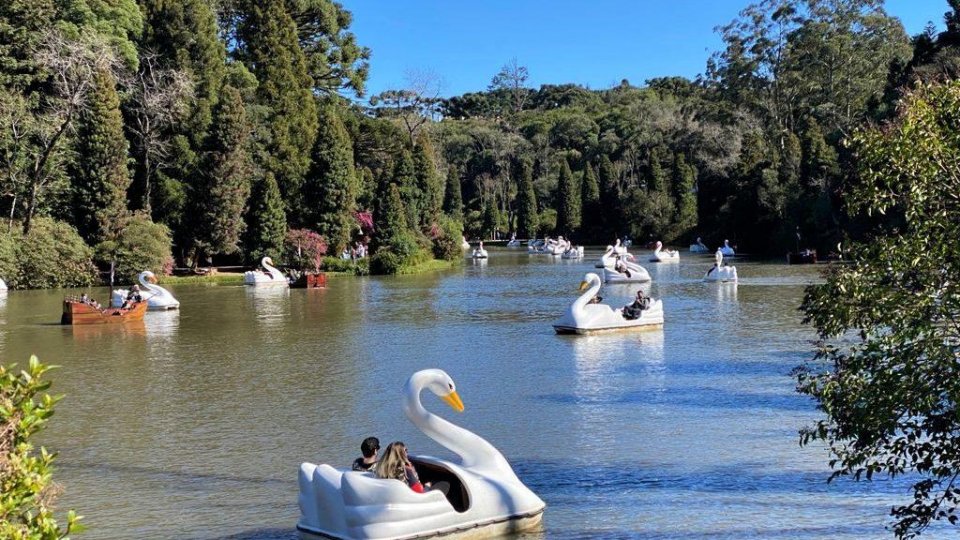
left=0, top=0, right=954, bottom=287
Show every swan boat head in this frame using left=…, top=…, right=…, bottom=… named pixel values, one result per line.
left=298, top=370, right=545, bottom=540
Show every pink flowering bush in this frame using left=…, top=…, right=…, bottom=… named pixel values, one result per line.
left=285, top=229, right=328, bottom=273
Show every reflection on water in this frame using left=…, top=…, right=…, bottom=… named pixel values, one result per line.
left=7, top=255, right=941, bottom=539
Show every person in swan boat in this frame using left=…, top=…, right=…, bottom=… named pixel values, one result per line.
left=622, top=290, right=650, bottom=320
left=352, top=436, right=379, bottom=472
left=120, top=285, right=143, bottom=309
left=615, top=256, right=632, bottom=278
left=376, top=441, right=449, bottom=495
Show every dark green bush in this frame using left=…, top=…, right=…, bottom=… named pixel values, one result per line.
left=321, top=256, right=369, bottom=275
left=95, top=213, right=174, bottom=283
left=431, top=217, right=464, bottom=261
left=15, top=218, right=98, bottom=289
left=369, top=250, right=402, bottom=275
left=0, top=232, right=17, bottom=286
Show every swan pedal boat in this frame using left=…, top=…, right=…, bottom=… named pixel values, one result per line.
left=471, top=243, right=488, bottom=259
left=506, top=238, right=520, bottom=247
left=649, top=241, right=679, bottom=263
left=561, top=246, right=584, bottom=259
left=297, top=369, right=545, bottom=540
left=553, top=273, right=663, bottom=334
left=595, top=245, right=636, bottom=268
left=704, top=249, right=738, bottom=282
left=61, top=298, right=147, bottom=325
left=602, top=260, right=652, bottom=283
left=244, top=256, right=289, bottom=286
left=112, top=270, right=180, bottom=310
left=689, top=237, right=710, bottom=253
left=718, top=240, right=735, bottom=257
left=461, top=237, right=470, bottom=250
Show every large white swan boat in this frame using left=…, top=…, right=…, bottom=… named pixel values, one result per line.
left=472, top=242, right=488, bottom=259
left=602, top=257, right=651, bottom=283
left=244, top=256, right=289, bottom=286
left=461, top=236, right=470, bottom=250
left=553, top=273, right=663, bottom=334
left=112, top=270, right=180, bottom=310
left=297, top=369, right=546, bottom=540
left=649, top=241, right=679, bottom=263
left=704, top=249, right=738, bottom=282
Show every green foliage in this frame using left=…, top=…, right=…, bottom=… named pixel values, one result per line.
left=320, top=256, right=368, bottom=276
left=244, top=172, right=287, bottom=262
left=192, top=85, right=251, bottom=260
left=413, top=133, right=443, bottom=227
left=597, top=154, right=621, bottom=233
left=798, top=81, right=960, bottom=539
left=71, top=66, right=129, bottom=246
left=303, top=104, right=357, bottom=253
left=369, top=249, right=401, bottom=275
left=442, top=164, right=463, bottom=220
left=14, top=218, right=97, bottom=289
left=0, top=355, right=82, bottom=539
left=671, top=153, right=697, bottom=239
left=55, top=0, right=143, bottom=70
left=555, top=159, right=580, bottom=235
left=0, top=233, right=16, bottom=283
left=480, top=199, right=499, bottom=239
left=96, top=213, right=173, bottom=283
left=0, top=0, right=56, bottom=89
left=237, top=0, right=318, bottom=207
left=283, top=228, right=327, bottom=272
left=391, top=150, right=418, bottom=228
left=373, top=180, right=407, bottom=250
left=431, top=216, right=464, bottom=261
left=514, top=159, right=538, bottom=237
left=285, top=0, right=371, bottom=96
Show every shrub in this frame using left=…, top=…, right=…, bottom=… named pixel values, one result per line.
left=284, top=228, right=327, bottom=273
left=369, top=250, right=402, bottom=275
left=431, top=217, right=464, bottom=261
left=0, top=232, right=17, bottom=286
left=0, top=355, right=82, bottom=538
left=15, top=218, right=98, bottom=289
left=320, top=257, right=369, bottom=276
left=95, top=213, right=174, bottom=283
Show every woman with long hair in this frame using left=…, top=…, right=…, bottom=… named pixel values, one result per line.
left=375, top=441, right=425, bottom=493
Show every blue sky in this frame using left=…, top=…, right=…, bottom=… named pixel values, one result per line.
left=341, top=0, right=950, bottom=98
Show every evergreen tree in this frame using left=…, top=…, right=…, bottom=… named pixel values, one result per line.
left=392, top=150, right=418, bottom=228
left=580, top=162, right=600, bottom=239
left=138, top=0, right=225, bottom=144
left=481, top=198, right=499, bottom=239
left=71, top=67, right=130, bottom=246
left=373, top=181, right=407, bottom=249
left=672, top=153, right=697, bottom=238
left=193, top=85, right=251, bottom=261
left=443, top=164, right=463, bottom=220
left=357, top=166, right=376, bottom=210
left=0, top=0, right=55, bottom=89
left=413, top=133, right=443, bottom=226
left=514, top=159, right=538, bottom=238
left=598, top=154, right=621, bottom=233
left=555, top=159, right=580, bottom=235
left=237, top=0, right=318, bottom=209
left=244, top=172, right=287, bottom=262
left=303, top=104, right=357, bottom=253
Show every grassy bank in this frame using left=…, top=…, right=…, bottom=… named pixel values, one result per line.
left=396, top=258, right=460, bottom=275
left=156, top=273, right=246, bottom=285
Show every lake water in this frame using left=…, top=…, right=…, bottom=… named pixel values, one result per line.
left=1, top=248, right=923, bottom=539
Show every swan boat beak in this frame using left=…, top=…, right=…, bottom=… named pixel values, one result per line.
left=441, top=390, right=465, bottom=412
left=578, top=280, right=589, bottom=291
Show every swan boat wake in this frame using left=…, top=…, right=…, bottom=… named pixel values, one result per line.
left=297, top=369, right=545, bottom=539
left=112, top=270, right=180, bottom=310
left=553, top=272, right=663, bottom=334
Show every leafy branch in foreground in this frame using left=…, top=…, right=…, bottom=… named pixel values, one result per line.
left=798, top=81, right=960, bottom=538
left=0, top=355, right=81, bottom=539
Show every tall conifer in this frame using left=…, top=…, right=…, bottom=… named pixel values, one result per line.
left=374, top=182, right=407, bottom=249
left=514, top=159, right=538, bottom=237
left=598, top=154, right=621, bottom=233
left=244, top=172, right=287, bottom=262
left=443, top=165, right=463, bottom=221
left=556, top=159, right=580, bottom=235
left=303, top=104, right=357, bottom=253
left=238, top=0, right=318, bottom=209
left=71, top=67, right=130, bottom=246
left=580, top=163, right=600, bottom=239
left=392, top=150, right=418, bottom=228
left=193, top=85, right=251, bottom=260
left=413, top=134, right=443, bottom=226
left=672, top=153, right=697, bottom=237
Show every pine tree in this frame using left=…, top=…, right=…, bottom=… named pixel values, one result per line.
left=0, top=0, right=55, bottom=89
left=392, top=150, right=418, bottom=228
left=555, top=159, right=580, bottom=235
left=193, top=85, right=251, bottom=260
left=443, top=164, right=463, bottom=221
left=672, top=153, right=697, bottom=238
left=244, top=172, right=287, bottom=262
left=238, top=0, right=318, bottom=209
left=580, top=162, right=600, bottom=239
left=303, top=104, right=357, bottom=253
left=374, top=181, right=407, bottom=249
left=71, top=67, right=130, bottom=246
left=413, top=133, right=443, bottom=227
left=598, top=154, right=621, bottom=233
left=514, top=159, right=538, bottom=237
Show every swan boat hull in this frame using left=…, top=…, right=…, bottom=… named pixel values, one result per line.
left=553, top=300, right=664, bottom=335
left=112, top=289, right=180, bottom=310
left=704, top=267, right=738, bottom=282
left=602, top=266, right=651, bottom=283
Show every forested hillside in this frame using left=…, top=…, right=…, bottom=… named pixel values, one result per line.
left=0, top=0, right=957, bottom=284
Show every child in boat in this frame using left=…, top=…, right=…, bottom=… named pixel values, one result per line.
left=352, top=436, right=379, bottom=472
left=622, top=290, right=650, bottom=320
left=120, top=285, right=143, bottom=309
